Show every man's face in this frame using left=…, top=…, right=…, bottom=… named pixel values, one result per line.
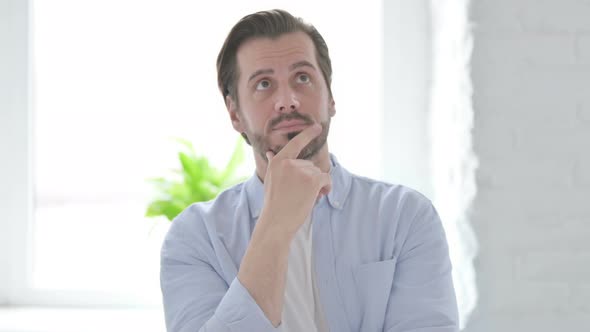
left=226, top=31, right=335, bottom=161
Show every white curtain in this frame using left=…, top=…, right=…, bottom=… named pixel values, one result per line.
left=429, top=0, right=479, bottom=329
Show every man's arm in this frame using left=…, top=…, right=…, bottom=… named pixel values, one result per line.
left=238, top=123, right=330, bottom=327
left=160, top=209, right=288, bottom=332
left=383, top=202, right=460, bottom=332
left=234, top=211, right=292, bottom=327
left=160, top=208, right=301, bottom=331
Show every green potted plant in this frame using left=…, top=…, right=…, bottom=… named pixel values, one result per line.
left=145, top=138, right=247, bottom=221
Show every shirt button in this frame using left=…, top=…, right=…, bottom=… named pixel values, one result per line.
left=333, top=201, right=340, bottom=207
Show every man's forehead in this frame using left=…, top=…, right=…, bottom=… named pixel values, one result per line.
left=236, top=32, right=318, bottom=71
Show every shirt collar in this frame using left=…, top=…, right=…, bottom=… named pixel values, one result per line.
left=244, top=153, right=352, bottom=220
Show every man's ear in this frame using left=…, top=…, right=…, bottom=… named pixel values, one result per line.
left=328, top=98, right=336, bottom=117
left=226, top=95, right=244, bottom=132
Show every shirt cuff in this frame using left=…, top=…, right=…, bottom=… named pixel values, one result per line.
left=212, top=277, right=280, bottom=331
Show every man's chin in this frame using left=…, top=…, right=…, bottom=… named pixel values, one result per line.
left=286, top=131, right=302, bottom=141
left=297, top=150, right=315, bottom=160
left=255, top=132, right=325, bottom=160
left=298, top=139, right=327, bottom=160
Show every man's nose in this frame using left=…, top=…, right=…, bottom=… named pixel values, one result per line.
left=274, top=86, right=300, bottom=113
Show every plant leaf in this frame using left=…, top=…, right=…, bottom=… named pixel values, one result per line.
left=145, top=137, right=246, bottom=222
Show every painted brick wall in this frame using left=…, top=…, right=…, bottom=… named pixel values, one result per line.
left=466, top=0, right=590, bottom=330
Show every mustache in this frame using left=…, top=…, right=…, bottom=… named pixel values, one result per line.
left=270, top=112, right=313, bottom=129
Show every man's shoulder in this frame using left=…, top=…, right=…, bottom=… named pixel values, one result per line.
left=201, top=181, right=247, bottom=212
left=347, top=172, right=432, bottom=209
left=165, top=181, right=248, bottom=236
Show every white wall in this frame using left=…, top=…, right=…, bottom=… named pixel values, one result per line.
left=466, top=0, right=590, bottom=330
left=0, top=0, right=31, bottom=305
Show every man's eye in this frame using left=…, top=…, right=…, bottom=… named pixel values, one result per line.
left=256, top=80, right=271, bottom=90
left=296, top=73, right=310, bottom=84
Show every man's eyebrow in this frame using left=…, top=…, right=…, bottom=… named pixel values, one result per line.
left=247, top=61, right=316, bottom=83
left=290, top=60, right=316, bottom=71
left=248, top=69, right=273, bottom=83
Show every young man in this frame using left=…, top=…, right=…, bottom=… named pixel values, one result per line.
left=161, top=9, right=459, bottom=332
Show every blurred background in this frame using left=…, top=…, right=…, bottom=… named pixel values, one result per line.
left=1, top=0, right=589, bottom=331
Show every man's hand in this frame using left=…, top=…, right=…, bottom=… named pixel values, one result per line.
left=261, top=123, right=332, bottom=238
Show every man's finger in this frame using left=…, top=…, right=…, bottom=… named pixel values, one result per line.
left=275, top=123, right=321, bottom=160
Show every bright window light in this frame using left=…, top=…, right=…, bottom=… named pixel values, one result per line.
left=32, top=0, right=382, bottom=305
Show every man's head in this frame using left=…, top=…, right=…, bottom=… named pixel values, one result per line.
left=216, top=9, right=335, bottom=162
left=217, top=9, right=333, bottom=106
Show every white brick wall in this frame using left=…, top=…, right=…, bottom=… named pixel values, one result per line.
left=466, top=0, right=590, bottom=331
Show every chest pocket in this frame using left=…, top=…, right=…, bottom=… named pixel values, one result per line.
left=352, top=257, right=397, bottom=332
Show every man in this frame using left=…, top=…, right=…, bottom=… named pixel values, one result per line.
left=160, top=9, right=459, bottom=332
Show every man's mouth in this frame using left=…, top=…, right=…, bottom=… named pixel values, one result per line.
left=273, top=119, right=308, bottom=129
left=272, top=120, right=310, bottom=133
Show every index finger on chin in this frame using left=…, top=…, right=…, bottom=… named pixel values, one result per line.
left=275, top=123, right=321, bottom=160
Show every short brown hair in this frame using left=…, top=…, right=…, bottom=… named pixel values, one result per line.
left=216, top=9, right=333, bottom=105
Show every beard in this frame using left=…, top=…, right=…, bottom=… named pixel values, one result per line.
left=241, top=111, right=331, bottom=162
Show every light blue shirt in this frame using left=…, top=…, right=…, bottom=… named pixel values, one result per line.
left=160, top=154, right=459, bottom=332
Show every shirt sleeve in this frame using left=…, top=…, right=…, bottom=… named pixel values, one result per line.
left=160, top=207, right=280, bottom=332
left=384, top=201, right=460, bottom=332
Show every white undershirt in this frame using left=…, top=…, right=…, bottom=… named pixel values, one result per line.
left=279, top=216, right=329, bottom=332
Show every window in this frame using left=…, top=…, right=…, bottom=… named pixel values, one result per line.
left=1, top=0, right=382, bottom=312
